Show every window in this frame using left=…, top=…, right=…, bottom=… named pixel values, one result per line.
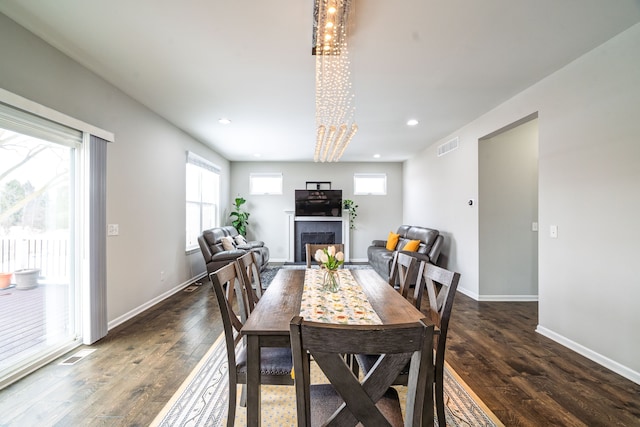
left=250, top=173, right=283, bottom=195
left=186, top=152, right=220, bottom=251
left=354, top=173, right=387, bottom=195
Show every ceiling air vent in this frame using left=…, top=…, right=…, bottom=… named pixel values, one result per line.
left=437, top=137, right=459, bottom=157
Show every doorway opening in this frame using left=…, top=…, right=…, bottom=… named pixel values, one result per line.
left=478, top=113, right=539, bottom=301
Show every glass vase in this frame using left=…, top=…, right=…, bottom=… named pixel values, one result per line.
left=323, top=268, right=340, bottom=293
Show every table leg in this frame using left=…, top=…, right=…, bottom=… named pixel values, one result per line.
left=246, top=335, right=261, bottom=426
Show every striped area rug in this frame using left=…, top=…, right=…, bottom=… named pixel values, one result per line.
left=151, top=333, right=504, bottom=426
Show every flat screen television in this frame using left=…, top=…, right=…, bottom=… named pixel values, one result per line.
left=295, top=190, right=342, bottom=217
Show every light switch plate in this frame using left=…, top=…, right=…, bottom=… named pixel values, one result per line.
left=107, top=224, right=119, bottom=236
left=550, top=225, right=558, bottom=238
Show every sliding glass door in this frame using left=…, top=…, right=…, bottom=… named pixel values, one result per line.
left=0, top=128, right=79, bottom=385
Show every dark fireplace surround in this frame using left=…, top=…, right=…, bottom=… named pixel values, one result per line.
left=294, top=220, right=343, bottom=263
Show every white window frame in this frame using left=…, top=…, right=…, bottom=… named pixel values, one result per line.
left=354, top=173, right=387, bottom=195
left=250, top=172, right=283, bottom=195
left=0, top=88, right=114, bottom=386
left=186, top=152, right=220, bottom=251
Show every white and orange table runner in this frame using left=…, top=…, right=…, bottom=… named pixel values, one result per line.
left=299, top=268, right=382, bottom=325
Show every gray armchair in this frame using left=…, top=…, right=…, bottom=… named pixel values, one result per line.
left=198, top=226, right=270, bottom=277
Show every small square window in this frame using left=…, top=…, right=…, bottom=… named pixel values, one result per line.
left=354, top=173, right=387, bottom=195
left=250, top=173, right=283, bottom=195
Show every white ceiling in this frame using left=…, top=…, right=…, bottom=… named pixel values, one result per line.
left=2, top=0, right=640, bottom=162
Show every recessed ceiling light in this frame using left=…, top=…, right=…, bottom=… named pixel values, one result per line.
left=218, top=118, right=231, bottom=125
left=407, top=119, right=419, bottom=126
left=373, top=154, right=381, bottom=159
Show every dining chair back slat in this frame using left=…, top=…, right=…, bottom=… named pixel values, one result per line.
left=355, top=262, right=460, bottom=427
left=415, top=261, right=461, bottom=427
left=236, top=251, right=263, bottom=313
left=389, top=251, right=418, bottom=298
left=210, top=262, right=294, bottom=427
left=290, top=316, right=434, bottom=427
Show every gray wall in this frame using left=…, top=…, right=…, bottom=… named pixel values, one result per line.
left=229, top=162, right=403, bottom=261
left=0, top=13, right=230, bottom=326
left=479, top=118, right=538, bottom=299
left=404, top=23, right=640, bottom=382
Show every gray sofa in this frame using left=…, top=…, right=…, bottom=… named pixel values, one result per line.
left=367, top=225, right=443, bottom=283
left=198, top=225, right=270, bottom=277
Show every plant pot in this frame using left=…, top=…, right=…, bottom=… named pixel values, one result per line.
left=14, top=269, right=40, bottom=290
left=0, top=272, right=12, bottom=289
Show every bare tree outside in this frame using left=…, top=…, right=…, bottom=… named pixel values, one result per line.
left=0, top=128, right=71, bottom=277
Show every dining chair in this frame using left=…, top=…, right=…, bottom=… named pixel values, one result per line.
left=388, top=251, right=418, bottom=298
left=209, top=263, right=294, bottom=427
left=235, top=251, right=263, bottom=313
left=290, top=315, right=435, bottom=427
left=305, top=243, right=345, bottom=268
left=356, top=262, right=461, bottom=427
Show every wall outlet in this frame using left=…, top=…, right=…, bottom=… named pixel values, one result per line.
left=107, top=224, right=119, bottom=236
left=532, top=222, right=538, bottom=232
left=160, top=271, right=165, bottom=281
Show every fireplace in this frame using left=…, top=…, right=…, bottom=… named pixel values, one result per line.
left=285, top=211, right=349, bottom=263
left=300, top=231, right=336, bottom=263
left=294, top=219, right=343, bottom=263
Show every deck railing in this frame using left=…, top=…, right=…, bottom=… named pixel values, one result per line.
left=0, top=238, right=69, bottom=282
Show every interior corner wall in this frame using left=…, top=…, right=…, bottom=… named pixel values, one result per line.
left=229, top=162, right=403, bottom=262
left=404, top=23, right=640, bottom=381
left=0, top=13, right=231, bottom=326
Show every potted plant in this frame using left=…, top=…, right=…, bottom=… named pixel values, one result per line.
left=343, top=199, right=358, bottom=230
left=14, top=268, right=40, bottom=290
left=0, top=272, right=12, bottom=289
left=230, top=196, right=250, bottom=236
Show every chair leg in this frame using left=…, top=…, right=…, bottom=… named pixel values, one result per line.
left=227, top=381, right=237, bottom=427
left=435, top=365, right=446, bottom=427
left=239, top=383, right=247, bottom=407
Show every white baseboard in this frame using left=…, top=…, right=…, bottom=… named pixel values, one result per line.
left=107, top=272, right=207, bottom=331
left=456, top=286, right=479, bottom=300
left=536, top=325, right=640, bottom=385
left=477, top=294, right=538, bottom=302
left=455, top=287, right=538, bottom=302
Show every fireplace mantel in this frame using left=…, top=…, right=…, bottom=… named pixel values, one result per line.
left=285, top=211, right=349, bottom=263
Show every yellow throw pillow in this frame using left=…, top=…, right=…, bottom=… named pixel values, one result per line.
left=386, top=232, right=400, bottom=251
left=402, top=239, right=421, bottom=252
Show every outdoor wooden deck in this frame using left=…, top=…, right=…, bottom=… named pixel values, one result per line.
left=0, top=283, right=69, bottom=370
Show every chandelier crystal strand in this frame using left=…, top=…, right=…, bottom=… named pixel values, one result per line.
left=314, top=0, right=356, bottom=162
left=314, top=125, right=326, bottom=162
left=329, top=124, right=347, bottom=161
left=322, top=125, right=337, bottom=162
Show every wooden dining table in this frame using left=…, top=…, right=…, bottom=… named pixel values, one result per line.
left=240, top=267, right=432, bottom=426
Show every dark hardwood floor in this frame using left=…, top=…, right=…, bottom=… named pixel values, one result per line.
left=0, top=278, right=638, bottom=426
left=0, top=282, right=223, bottom=427
left=446, top=293, right=640, bottom=427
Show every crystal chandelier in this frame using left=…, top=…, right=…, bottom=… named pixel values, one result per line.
left=313, top=0, right=358, bottom=162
